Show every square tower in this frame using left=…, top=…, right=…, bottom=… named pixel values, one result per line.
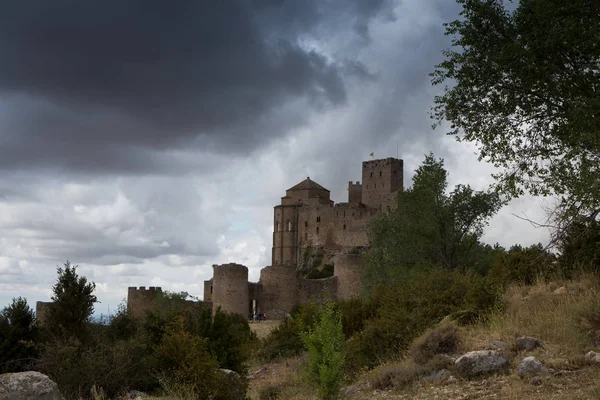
left=361, top=157, right=403, bottom=208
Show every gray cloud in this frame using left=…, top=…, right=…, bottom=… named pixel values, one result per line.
left=0, top=0, right=395, bottom=174
left=0, top=0, right=551, bottom=314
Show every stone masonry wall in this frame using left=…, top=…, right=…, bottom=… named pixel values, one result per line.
left=297, top=276, right=338, bottom=304
left=258, top=265, right=297, bottom=319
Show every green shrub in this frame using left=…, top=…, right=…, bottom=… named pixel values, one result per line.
left=153, top=316, right=228, bottom=400
left=410, top=323, right=461, bottom=365
left=301, top=302, right=345, bottom=400
left=0, top=297, right=37, bottom=373
left=210, top=308, right=257, bottom=373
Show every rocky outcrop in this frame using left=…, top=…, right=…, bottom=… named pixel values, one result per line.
left=454, top=350, right=509, bottom=377
left=516, top=356, right=548, bottom=378
left=0, top=371, right=64, bottom=400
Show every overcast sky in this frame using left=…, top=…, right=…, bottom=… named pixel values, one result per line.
left=0, top=0, right=551, bottom=314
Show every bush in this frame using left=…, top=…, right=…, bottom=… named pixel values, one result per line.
left=257, top=302, right=321, bottom=362
left=0, top=297, right=37, bottom=373
left=210, top=308, right=257, bottom=373
left=301, top=302, right=345, bottom=400
left=153, top=316, right=227, bottom=400
left=37, top=335, right=154, bottom=399
left=410, top=323, right=461, bottom=365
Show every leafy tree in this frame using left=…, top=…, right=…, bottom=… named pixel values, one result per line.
left=431, top=0, right=600, bottom=219
left=47, top=261, right=97, bottom=339
left=364, top=154, right=502, bottom=289
left=0, top=297, right=37, bottom=372
left=301, top=302, right=345, bottom=400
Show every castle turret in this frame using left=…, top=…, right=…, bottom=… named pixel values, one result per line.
left=212, top=263, right=249, bottom=317
left=361, top=158, right=403, bottom=209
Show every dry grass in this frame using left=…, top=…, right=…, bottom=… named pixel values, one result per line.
left=463, top=274, right=600, bottom=361
left=250, top=320, right=281, bottom=339
left=247, top=275, right=600, bottom=400
left=349, top=365, right=600, bottom=399
left=246, top=355, right=317, bottom=400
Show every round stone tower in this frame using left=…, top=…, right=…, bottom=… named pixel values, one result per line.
left=333, top=253, right=363, bottom=299
left=212, top=263, right=249, bottom=317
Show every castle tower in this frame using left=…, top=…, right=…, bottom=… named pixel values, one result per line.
left=361, top=158, right=403, bottom=208
left=272, top=177, right=332, bottom=265
left=127, top=286, right=163, bottom=319
left=211, top=263, right=249, bottom=316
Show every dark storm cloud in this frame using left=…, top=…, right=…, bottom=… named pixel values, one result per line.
left=0, top=0, right=394, bottom=173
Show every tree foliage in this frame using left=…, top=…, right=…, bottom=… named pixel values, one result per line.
left=364, top=154, right=502, bottom=289
left=301, top=302, right=346, bottom=400
left=47, top=261, right=97, bottom=339
left=0, top=297, right=37, bottom=372
left=432, top=0, right=600, bottom=219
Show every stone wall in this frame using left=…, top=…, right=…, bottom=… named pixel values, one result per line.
left=203, top=279, right=213, bottom=302
left=258, top=265, right=297, bottom=319
left=212, top=263, right=249, bottom=317
left=297, top=203, right=374, bottom=251
left=297, top=276, right=338, bottom=304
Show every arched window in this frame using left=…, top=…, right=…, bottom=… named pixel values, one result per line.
left=305, top=221, right=308, bottom=228
left=316, top=227, right=320, bottom=234
left=287, top=221, right=292, bottom=231
left=343, top=224, right=346, bottom=230
left=380, top=171, right=382, bottom=176
left=305, top=232, right=308, bottom=240
left=276, top=222, right=280, bottom=232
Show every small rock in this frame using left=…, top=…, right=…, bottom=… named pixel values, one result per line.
left=553, top=286, right=568, bottom=295
left=491, top=340, right=507, bottom=349
left=516, top=336, right=542, bottom=351
left=529, top=376, right=543, bottom=385
left=421, top=369, right=451, bottom=383
left=455, top=350, right=509, bottom=377
left=585, top=351, right=600, bottom=363
left=517, top=356, right=548, bottom=378
left=0, top=371, right=64, bottom=400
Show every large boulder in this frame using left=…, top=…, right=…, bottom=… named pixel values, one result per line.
left=0, top=371, right=64, bottom=400
left=455, top=350, right=509, bottom=377
left=516, top=356, right=548, bottom=378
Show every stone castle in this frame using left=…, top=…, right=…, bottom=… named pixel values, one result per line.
left=37, top=157, right=404, bottom=322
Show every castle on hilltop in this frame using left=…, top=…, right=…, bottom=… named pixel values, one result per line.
left=111, top=157, right=404, bottom=321
left=196, top=157, right=404, bottom=319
